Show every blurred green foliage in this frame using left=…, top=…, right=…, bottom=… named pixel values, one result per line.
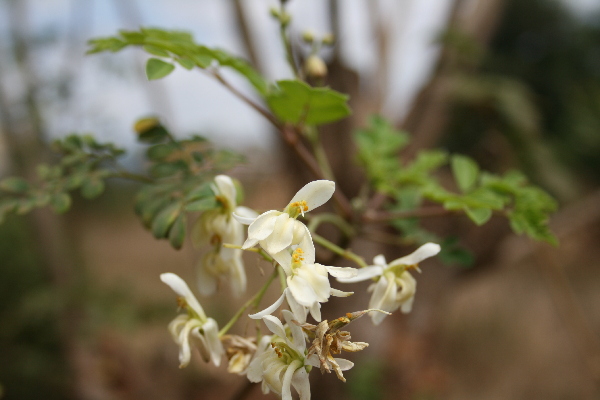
left=0, top=216, right=70, bottom=400
left=445, top=0, right=600, bottom=185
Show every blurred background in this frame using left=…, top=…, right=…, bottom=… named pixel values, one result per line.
left=1, top=0, right=600, bottom=399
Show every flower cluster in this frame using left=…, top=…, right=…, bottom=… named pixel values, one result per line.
left=160, top=177, right=440, bottom=399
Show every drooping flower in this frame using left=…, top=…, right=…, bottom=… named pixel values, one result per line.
left=192, top=175, right=256, bottom=297
left=221, top=334, right=259, bottom=375
left=337, top=243, right=441, bottom=325
left=160, top=273, right=224, bottom=367
left=233, top=180, right=335, bottom=259
left=248, top=243, right=356, bottom=323
left=247, top=311, right=311, bottom=400
left=296, top=310, right=378, bottom=382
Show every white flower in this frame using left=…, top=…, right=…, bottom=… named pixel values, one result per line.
left=248, top=244, right=356, bottom=323
left=160, top=273, right=224, bottom=367
left=337, top=243, right=441, bottom=325
left=192, top=175, right=256, bottom=297
left=233, top=180, right=335, bottom=258
left=247, top=311, right=311, bottom=400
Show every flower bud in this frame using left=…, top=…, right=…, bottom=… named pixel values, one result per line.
left=302, top=30, right=315, bottom=44
left=322, top=33, right=335, bottom=46
left=304, top=55, right=327, bottom=79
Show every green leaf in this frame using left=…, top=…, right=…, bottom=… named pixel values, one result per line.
left=176, top=57, right=195, bottom=70
left=0, top=177, right=30, bottom=193
left=134, top=117, right=170, bottom=143
left=451, top=155, right=479, bottom=192
left=151, top=202, right=181, bottom=239
left=464, top=207, right=492, bottom=225
left=81, top=178, right=105, bottom=199
left=168, top=214, right=187, bottom=249
left=266, top=80, right=350, bottom=125
left=145, top=58, right=175, bottom=80
left=185, top=197, right=218, bottom=212
left=50, top=193, right=71, bottom=214
left=147, top=143, right=178, bottom=161
left=143, top=45, right=170, bottom=57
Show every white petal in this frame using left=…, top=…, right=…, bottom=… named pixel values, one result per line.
left=246, top=210, right=280, bottom=241
left=306, top=354, right=320, bottom=368
left=330, top=288, right=354, bottom=297
left=271, top=250, right=293, bottom=276
left=292, top=367, right=311, bottom=400
left=373, top=254, right=387, bottom=267
left=214, top=175, right=237, bottom=208
left=294, top=223, right=315, bottom=263
left=282, top=310, right=305, bottom=353
left=227, top=255, right=247, bottom=297
left=234, top=206, right=258, bottom=219
left=262, top=315, right=288, bottom=343
left=334, top=358, right=355, bottom=371
left=262, top=214, right=295, bottom=254
left=336, top=266, right=384, bottom=283
left=177, top=320, right=196, bottom=367
left=287, top=275, right=319, bottom=307
left=160, top=273, right=206, bottom=320
left=232, top=212, right=256, bottom=225
left=202, top=318, right=224, bottom=367
left=325, top=266, right=358, bottom=279
left=288, top=180, right=335, bottom=212
left=389, top=243, right=441, bottom=267
left=196, top=258, right=218, bottom=297
left=369, top=275, right=397, bottom=325
left=309, top=302, right=322, bottom=322
left=282, top=360, right=302, bottom=400
left=249, top=291, right=286, bottom=319
left=285, top=289, right=308, bottom=323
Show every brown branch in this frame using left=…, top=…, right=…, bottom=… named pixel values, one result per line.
left=209, top=70, right=354, bottom=219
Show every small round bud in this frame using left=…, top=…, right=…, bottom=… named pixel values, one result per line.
left=322, top=33, right=335, bottom=46
left=279, top=12, right=291, bottom=27
left=304, top=55, right=327, bottom=79
left=269, top=7, right=280, bottom=18
left=302, top=30, right=315, bottom=44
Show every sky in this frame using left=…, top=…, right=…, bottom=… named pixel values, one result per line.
left=1, top=0, right=596, bottom=160
left=0, top=0, right=455, bottom=157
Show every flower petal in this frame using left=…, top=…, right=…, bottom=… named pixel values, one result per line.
left=292, top=366, right=311, bottom=400
left=232, top=211, right=257, bottom=225
left=309, top=302, right=322, bottom=322
left=369, top=274, right=397, bottom=325
left=214, top=175, right=237, bottom=208
left=160, top=273, right=206, bottom=320
left=336, top=266, right=383, bottom=283
left=330, top=288, right=354, bottom=297
left=325, top=266, right=358, bottom=279
left=262, top=315, right=288, bottom=343
left=249, top=291, right=286, bottom=319
left=246, top=210, right=280, bottom=241
left=285, top=289, right=308, bottom=323
left=262, top=214, right=295, bottom=254
left=196, top=258, right=218, bottom=297
left=334, top=358, right=355, bottom=371
left=287, top=275, right=319, bottom=307
left=389, top=242, right=441, bottom=267
left=282, top=310, right=305, bottom=353
left=373, top=254, right=387, bottom=267
left=282, top=360, right=302, bottom=400
left=202, top=318, right=224, bottom=367
left=288, top=180, right=335, bottom=212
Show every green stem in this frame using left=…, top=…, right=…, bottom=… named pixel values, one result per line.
left=312, top=233, right=368, bottom=268
left=219, top=267, right=279, bottom=337
left=278, top=1, right=299, bottom=78
left=305, top=126, right=335, bottom=181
